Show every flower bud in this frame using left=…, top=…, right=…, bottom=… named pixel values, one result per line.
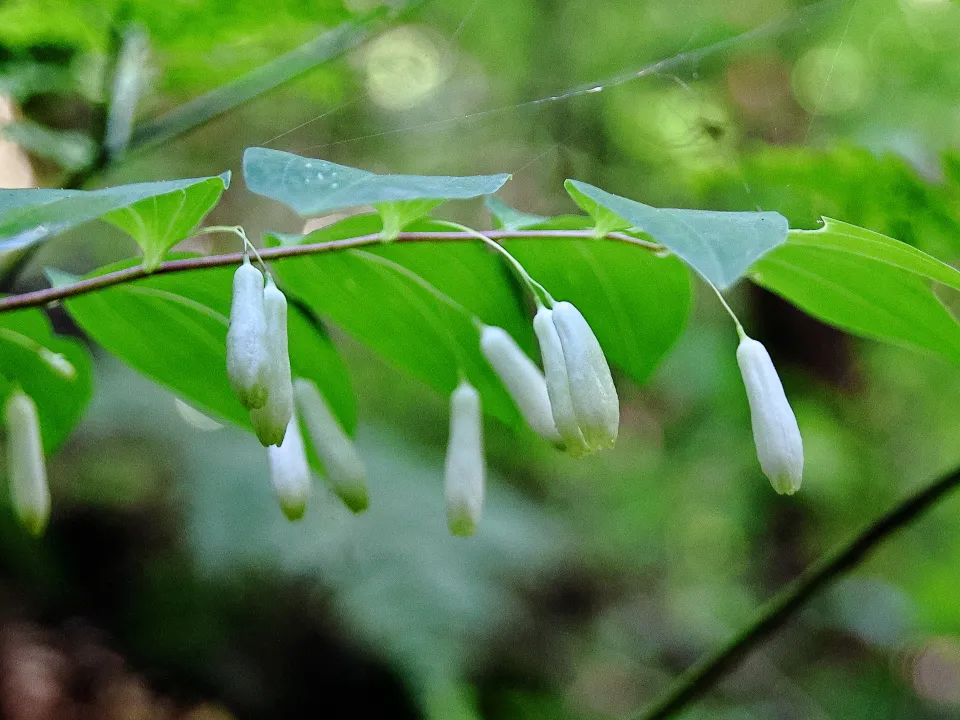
left=39, top=350, right=76, bottom=380
left=533, top=302, right=619, bottom=457
left=226, top=258, right=269, bottom=409
left=250, top=276, right=294, bottom=446
left=267, top=415, right=311, bottom=520
left=444, top=381, right=485, bottom=536
left=736, top=335, right=804, bottom=495
left=293, top=379, right=369, bottom=513
left=4, top=389, right=50, bottom=536
left=480, top=325, right=560, bottom=443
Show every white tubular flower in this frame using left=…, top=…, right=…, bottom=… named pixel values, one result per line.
left=293, top=379, right=369, bottom=513
left=480, top=325, right=560, bottom=444
left=444, top=381, right=485, bottom=537
left=267, top=415, right=311, bottom=521
left=533, top=302, right=619, bottom=457
left=226, top=257, right=269, bottom=410
left=250, top=276, right=294, bottom=447
left=736, top=335, right=804, bottom=495
left=4, top=389, right=50, bottom=536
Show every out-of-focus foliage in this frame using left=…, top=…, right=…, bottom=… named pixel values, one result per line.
left=2, top=0, right=960, bottom=719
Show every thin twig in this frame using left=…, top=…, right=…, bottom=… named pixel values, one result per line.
left=636, top=463, right=960, bottom=720
left=0, top=229, right=663, bottom=313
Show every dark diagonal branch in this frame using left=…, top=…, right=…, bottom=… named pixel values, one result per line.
left=637, top=463, right=960, bottom=720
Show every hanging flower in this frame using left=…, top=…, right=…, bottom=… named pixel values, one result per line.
left=4, top=388, right=50, bottom=536
left=533, top=302, right=619, bottom=457
left=267, top=414, right=311, bottom=520
left=737, top=335, right=804, bottom=495
left=293, top=379, right=369, bottom=513
left=480, top=325, right=560, bottom=443
left=226, top=257, right=270, bottom=410
left=250, top=275, right=294, bottom=447
left=444, top=380, right=485, bottom=536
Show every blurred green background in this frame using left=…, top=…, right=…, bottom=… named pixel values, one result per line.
left=2, top=0, right=960, bottom=717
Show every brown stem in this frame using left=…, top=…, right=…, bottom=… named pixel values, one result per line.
left=0, top=229, right=659, bottom=313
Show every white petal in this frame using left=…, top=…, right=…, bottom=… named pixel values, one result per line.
left=4, top=389, right=50, bottom=536
left=480, top=325, right=560, bottom=443
left=534, top=307, right=588, bottom=455
left=551, top=302, right=619, bottom=451
left=444, top=381, right=485, bottom=536
left=250, top=277, right=293, bottom=447
left=293, top=379, right=368, bottom=513
left=737, top=336, right=804, bottom=495
left=267, top=415, right=311, bottom=520
left=226, top=259, right=269, bottom=409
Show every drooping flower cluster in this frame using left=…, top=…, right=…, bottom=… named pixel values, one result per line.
left=534, top=302, right=619, bottom=456
left=1, top=246, right=806, bottom=539
left=226, top=260, right=368, bottom=521
left=445, top=300, right=620, bottom=535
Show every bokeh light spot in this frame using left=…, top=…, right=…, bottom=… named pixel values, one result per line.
left=792, top=45, right=870, bottom=115
left=363, top=26, right=447, bottom=111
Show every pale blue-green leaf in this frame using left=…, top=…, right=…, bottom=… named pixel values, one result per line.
left=0, top=174, right=231, bottom=263
left=61, top=255, right=356, bottom=433
left=243, top=147, right=510, bottom=218
left=564, top=179, right=789, bottom=288
left=0, top=307, right=93, bottom=453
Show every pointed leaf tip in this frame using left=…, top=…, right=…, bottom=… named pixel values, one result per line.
left=564, top=179, right=788, bottom=288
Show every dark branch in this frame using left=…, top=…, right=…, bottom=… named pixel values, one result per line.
left=637, top=463, right=960, bottom=720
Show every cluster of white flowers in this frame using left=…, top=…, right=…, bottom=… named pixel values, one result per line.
left=0, top=251, right=803, bottom=538
left=226, top=258, right=368, bottom=521
left=224, top=249, right=803, bottom=533
left=446, top=300, right=620, bottom=536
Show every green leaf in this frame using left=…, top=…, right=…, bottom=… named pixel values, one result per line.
left=268, top=211, right=692, bottom=421
left=0, top=174, right=231, bottom=266
left=787, top=219, right=960, bottom=292
left=0, top=307, right=93, bottom=453
left=60, top=255, right=356, bottom=434
left=270, top=238, right=523, bottom=427
left=485, top=197, right=549, bottom=231
left=505, top=238, right=692, bottom=384
left=375, top=199, right=444, bottom=241
left=100, top=175, right=230, bottom=271
left=269, top=213, right=536, bottom=351
left=561, top=182, right=632, bottom=237
left=243, top=147, right=510, bottom=235
left=564, top=179, right=789, bottom=288
left=750, top=223, right=960, bottom=364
